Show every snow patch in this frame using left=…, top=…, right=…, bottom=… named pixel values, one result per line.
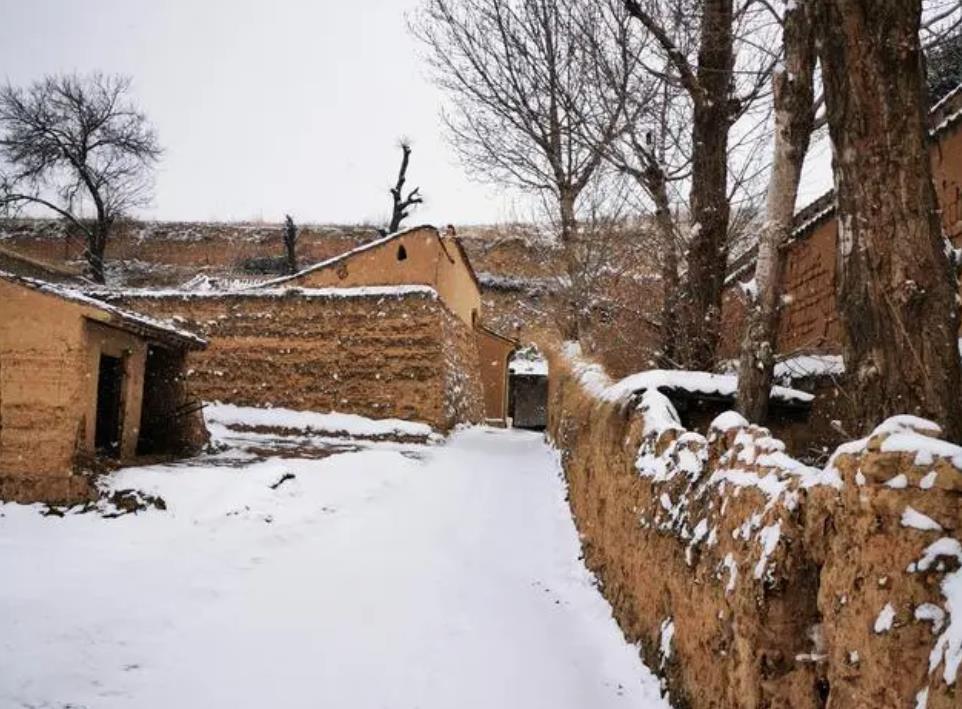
left=659, top=618, right=675, bottom=668
left=902, top=507, right=943, bottom=532
left=753, top=522, right=782, bottom=580
left=205, top=403, right=434, bottom=439
left=874, top=603, right=896, bottom=634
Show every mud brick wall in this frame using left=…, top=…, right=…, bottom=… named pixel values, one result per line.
left=720, top=216, right=841, bottom=360
left=548, top=349, right=962, bottom=709
left=111, top=291, right=484, bottom=431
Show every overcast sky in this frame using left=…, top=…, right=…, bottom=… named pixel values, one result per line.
left=0, top=0, right=523, bottom=225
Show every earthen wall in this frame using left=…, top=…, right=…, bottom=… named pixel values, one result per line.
left=548, top=349, right=962, bottom=708
left=112, top=291, right=485, bottom=430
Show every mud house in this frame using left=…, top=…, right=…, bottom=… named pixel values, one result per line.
left=0, top=267, right=208, bottom=503
left=108, top=225, right=518, bottom=430
left=262, top=225, right=522, bottom=425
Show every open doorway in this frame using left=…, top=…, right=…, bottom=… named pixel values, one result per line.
left=95, top=354, right=125, bottom=457
left=137, top=345, right=189, bottom=456
left=508, top=346, right=549, bottom=430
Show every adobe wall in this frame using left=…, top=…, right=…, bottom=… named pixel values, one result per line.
left=0, top=280, right=89, bottom=479
left=111, top=291, right=484, bottom=431
left=435, top=237, right=483, bottom=326
left=548, top=348, right=962, bottom=708
left=291, top=228, right=439, bottom=291
left=286, top=227, right=482, bottom=327
left=721, top=216, right=841, bottom=360
left=476, top=331, right=514, bottom=423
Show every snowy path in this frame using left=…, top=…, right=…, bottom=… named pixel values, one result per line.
left=1, top=426, right=668, bottom=708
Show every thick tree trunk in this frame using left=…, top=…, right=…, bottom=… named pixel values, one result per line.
left=815, top=0, right=962, bottom=440
left=86, top=225, right=107, bottom=285
left=682, top=0, right=734, bottom=371
left=736, top=1, right=816, bottom=423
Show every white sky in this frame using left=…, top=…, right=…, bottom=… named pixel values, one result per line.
left=0, top=0, right=524, bottom=225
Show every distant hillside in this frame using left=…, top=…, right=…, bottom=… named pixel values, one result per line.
left=0, top=218, right=566, bottom=288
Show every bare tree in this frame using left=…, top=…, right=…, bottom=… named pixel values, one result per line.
left=623, top=0, right=777, bottom=370
left=736, top=1, right=817, bottom=423
left=0, top=73, right=161, bottom=284
left=411, top=0, right=625, bottom=336
left=815, top=0, right=962, bottom=439
left=283, top=214, right=298, bottom=274
left=387, top=141, right=423, bottom=235
left=572, top=0, right=687, bottom=365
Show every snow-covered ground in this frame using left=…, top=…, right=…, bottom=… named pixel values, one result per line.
left=0, top=413, right=668, bottom=708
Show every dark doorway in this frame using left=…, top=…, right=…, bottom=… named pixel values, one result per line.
left=510, top=374, right=548, bottom=430
left=95, top=354, right=125, bottom=457
left=137, top=346, right=187, bottom=456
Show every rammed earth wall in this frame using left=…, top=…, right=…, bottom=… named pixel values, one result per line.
left=547, top=348, right=962, bottom=708
left=107, top=288, right=484, bottom=431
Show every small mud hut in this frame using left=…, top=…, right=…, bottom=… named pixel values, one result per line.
left=0, top=271, right=208, bottom=503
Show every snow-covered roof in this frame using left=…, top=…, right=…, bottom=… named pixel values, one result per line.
left=0, top=270, right=207, bottom=350
left=773, top=353, right=844, bottom=384
left=610, top=369, right=812, bottom=405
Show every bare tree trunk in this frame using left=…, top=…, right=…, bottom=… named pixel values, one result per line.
left=736, top=2, right=816, bottom=422
left=682, top=0, right=734, bottom=371
left=642, top=168, right=681, bottom=367
left=283, top=214, right=298, bottom=275
left=388, top=142, right=422, bottom=234
left=87, top=223, right=108, bottom=284
left=815, top=0, right=962, bottom=440
left=559, top=187, right=582, bottom=340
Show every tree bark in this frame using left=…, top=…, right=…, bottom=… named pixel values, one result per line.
left=736, top=1, right=817, bottom=423
left=284, top=215, right=298, bottom=275
left=558, top=187, right=582, bottom=340
left=815, top=0, right=962, bottom=440
left=682, top=0, right=735, bottom=371
left=641, top=166, right=681, bottom=367
left=87, top=223, right=108, bottom=284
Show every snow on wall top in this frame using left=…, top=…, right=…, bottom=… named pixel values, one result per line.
left=562, top=342, right=813, bottom=405
left=90, top=284, right=440, bottom=301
